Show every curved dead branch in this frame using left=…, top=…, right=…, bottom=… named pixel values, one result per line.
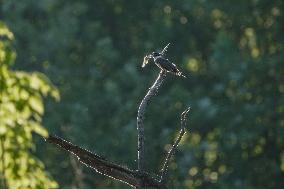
left=137, top=70, right=167, bottom=171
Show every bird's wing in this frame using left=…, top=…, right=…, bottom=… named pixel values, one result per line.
left=155, top=57, right=186, bottom=77
left=155, top=57, right=177, bottom=71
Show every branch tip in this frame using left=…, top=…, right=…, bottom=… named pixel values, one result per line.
left=159, top=107, right=191, bottom=183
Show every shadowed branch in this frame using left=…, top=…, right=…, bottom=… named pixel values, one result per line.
left=137, top=70, right=167, bottom=172
left=45, top=135, right=139, bottom=188
left=45, top=135, right=168, bottom=189
left=159, top=107, right=190, bottom=183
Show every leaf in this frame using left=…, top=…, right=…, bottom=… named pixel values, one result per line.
left=30, top=122, right=49, bottom=138
left=29, top=96, right=44, bottom=115
left=0, top=125, right=7, bottom=135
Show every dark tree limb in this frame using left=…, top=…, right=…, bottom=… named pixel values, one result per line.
left=45, top=135, right=167, bottom=189
left=159, top=107, right=190, bottom=183
left=137, top=70, right=167, bottom=172
left=45, top=135, right=139, bottom=187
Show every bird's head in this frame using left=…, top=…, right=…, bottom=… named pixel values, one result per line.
left=142, top=44, right=170, bottom=68
left=141, top=51, right=162, bottom=68
left=151, top=52, right=161, bottom=57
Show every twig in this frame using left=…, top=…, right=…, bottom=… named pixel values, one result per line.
left=159, top=107, right=190, bottom=183
left=45, top=135, right=167, bottom=189
left=137, top=70, right=167, bottom=172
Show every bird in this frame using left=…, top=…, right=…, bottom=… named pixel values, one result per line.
left=142, top=44, right=186, bottom=78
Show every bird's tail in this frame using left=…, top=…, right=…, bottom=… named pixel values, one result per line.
left=176, top=70, right=187, bottom=78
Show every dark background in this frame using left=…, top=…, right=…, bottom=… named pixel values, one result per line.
left=1, top=0, right=284, bottom=188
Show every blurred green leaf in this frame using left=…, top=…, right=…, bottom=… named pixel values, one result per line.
left=0, top=22, right=59, bottom=189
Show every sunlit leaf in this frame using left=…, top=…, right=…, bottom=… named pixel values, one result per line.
left=29, top=96, right=44, bottom=115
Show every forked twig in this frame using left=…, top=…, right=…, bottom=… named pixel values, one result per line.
left=159, top=107, right=191, bottom=183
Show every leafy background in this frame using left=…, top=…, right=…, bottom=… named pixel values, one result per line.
left=1, top=0, right=284, bottom=188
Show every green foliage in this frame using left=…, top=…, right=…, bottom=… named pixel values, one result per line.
left=0, top=22, right=59, bottom=189
left=1, top=0, right=284, bottom=189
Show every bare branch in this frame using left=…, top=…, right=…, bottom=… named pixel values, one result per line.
left=159, top=107, right=190, bottom=183
left=45, top=135, right=140, bottom=188
left=137, top=70, right=167, bottom=172
left=45, top=135, right=168, bottom=189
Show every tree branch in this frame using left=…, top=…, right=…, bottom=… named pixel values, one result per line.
left=137, top=70, right=167, bottom=172
left=45, top=135, right=139, bottom=187
left=46, top=44, right=188, bottom=188
left=45, top=135, right=167, bottom=189
left=159, top=107, right=190, bottom=183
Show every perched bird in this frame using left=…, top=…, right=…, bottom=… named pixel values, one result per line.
left=142, top=44, right=186, bottom=78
